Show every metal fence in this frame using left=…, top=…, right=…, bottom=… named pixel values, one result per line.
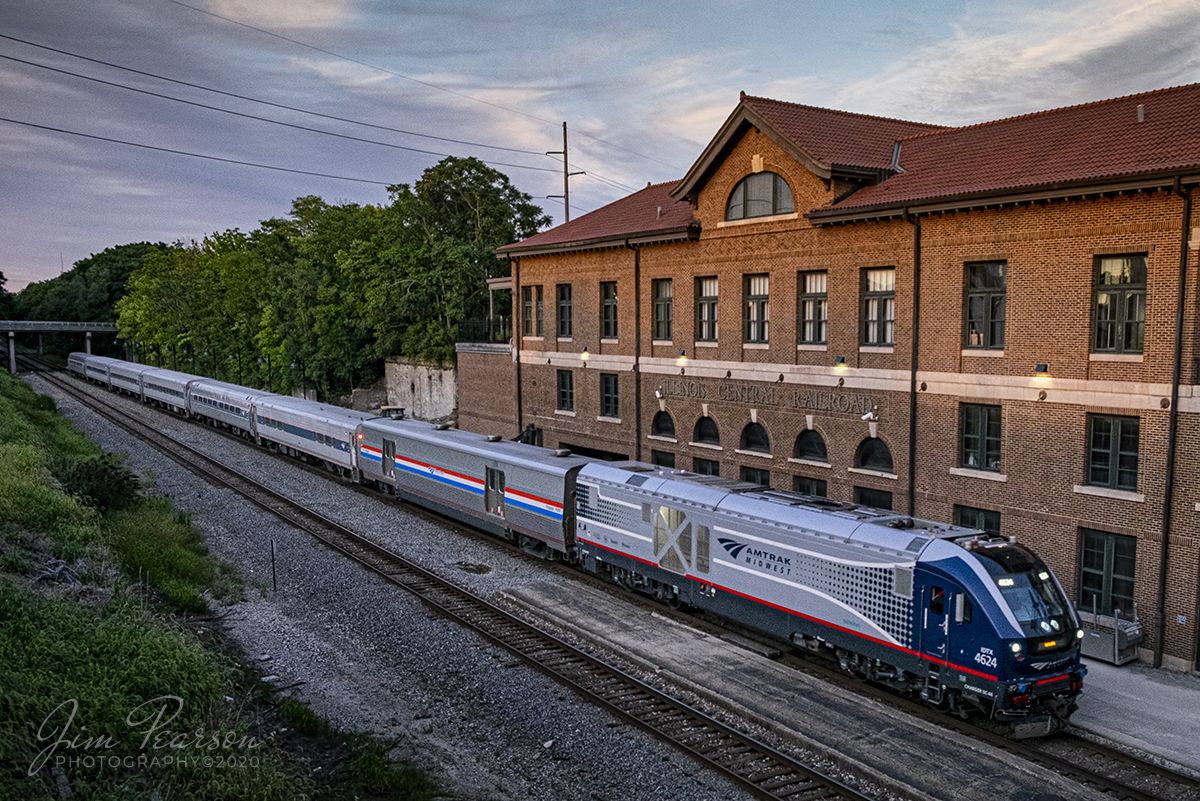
left=457, top=317, right=512, bottom=344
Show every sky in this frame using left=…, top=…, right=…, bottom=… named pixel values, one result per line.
left=3, top=0, right=1200, bottom=292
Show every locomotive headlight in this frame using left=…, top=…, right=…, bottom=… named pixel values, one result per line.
left=1010, top=642, right=1022, bottom=654
left=1076, top=629, right=1085, bottom=639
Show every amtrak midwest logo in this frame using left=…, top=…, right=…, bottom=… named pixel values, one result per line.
left=718, top=538, right=793, bottom=576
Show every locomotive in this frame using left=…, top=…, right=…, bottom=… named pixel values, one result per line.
left=67, top=353, right=1086, bottom=736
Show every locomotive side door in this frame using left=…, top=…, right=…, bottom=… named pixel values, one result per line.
left=922, top=584, right=950, bottom=659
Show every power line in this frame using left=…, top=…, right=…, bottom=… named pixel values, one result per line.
left=0, top=33, right=546, bottom=157
left=0, top=116, right=395, bottom=185
left=161, top=0, right=686, bottom=172
left=0, top=52, right=558, bottom=175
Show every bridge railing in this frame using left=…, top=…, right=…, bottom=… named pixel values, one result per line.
left=0, top=321, right=118, bottom=332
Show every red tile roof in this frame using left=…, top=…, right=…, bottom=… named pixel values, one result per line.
left=740, top=94, right=945, bottom=172
left=816, top=82, right=1200, bottom=217
left=496, top=181, right=696, bottom=256
left=500, top=83, right=1200, bottom=254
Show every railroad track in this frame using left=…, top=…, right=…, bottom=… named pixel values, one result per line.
left=27, top=360, right=875, bottom=801
left=723, top=618, right=1200, bottom=801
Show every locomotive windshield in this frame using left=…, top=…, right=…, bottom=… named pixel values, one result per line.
left=972, top=542, right=1074, bottom=638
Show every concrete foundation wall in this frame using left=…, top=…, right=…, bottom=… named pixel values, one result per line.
left=385, top=357, right=457, bottom=422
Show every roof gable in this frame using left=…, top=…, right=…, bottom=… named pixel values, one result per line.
left=670, top=93, right=944, bottom=203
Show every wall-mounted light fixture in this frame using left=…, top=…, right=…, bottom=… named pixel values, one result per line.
left=834, top=356, right=848, bottom=369
left=580, top=346, right=589, bottom=364
left=1034, top=363, right=1050, bottom=378
left=676, top=348, right=687, bottom=367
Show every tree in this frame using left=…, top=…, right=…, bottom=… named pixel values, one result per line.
left=348, top=157, right=550, bottom=363
left=0, top=271, right=13, bottom=319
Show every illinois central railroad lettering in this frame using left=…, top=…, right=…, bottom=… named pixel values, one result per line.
left=659, top=380, right=875, bottom=415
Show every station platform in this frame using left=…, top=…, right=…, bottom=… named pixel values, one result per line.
left=1072, top=657, right=1200, bottom=774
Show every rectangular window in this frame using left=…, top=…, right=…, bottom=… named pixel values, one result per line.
left=693, top=457, right=719, bottom=476
left=652, top=279, right=673, bottom=341
left=1087, top=414, right=1139, bottom=491
left=955, top=505, right=1001, bottom=537
left=650, top=450, right=675, bottom=468
left=861, top=268, right=895, bottom=345
left=521, top=286, right=533, bottom=336
left=1094, top=254, right=1146, bottom=353
left=744, top=274, right=769, bottom=343
left=696, top=277, right=718, bottom=341
left=600, top=373, right=619, bottom=418
left=1080, top=528, right=1137, bottom=617
left=960, top=403, right=1002, bottom=471
left=799, top=271, right=828, bottom=345
left=556, top=284, right=572, bottom=338
left=556, top=369, right=573, bottom=412
left=600, top=282, right=618, bottom=339
left=854, top=486, right=893, bottom=510
left=535, top=285, right=544, bottom=337
left=793, top=475, right=827, bottom=497
left=740, top=466, right=770, bottom=486
left=964, top=261, right=1006, bottom=349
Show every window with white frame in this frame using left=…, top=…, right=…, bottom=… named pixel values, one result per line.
left=799, top=271, right=827, bottom=345
left=861, top=268, right=895, bottom=345
left=744, top=274, right=769, bottom=343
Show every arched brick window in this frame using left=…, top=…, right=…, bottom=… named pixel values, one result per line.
left=794, top=430, right=828, bottom=462
left=652, top=411, right=675, bottom=438
left=694, top=416, right=720, bottom=446
left=856, top=437, right=893, bottom=473
left=741, top=422, right=770, bottom=453
left=726, top=172, right=794, bottom=220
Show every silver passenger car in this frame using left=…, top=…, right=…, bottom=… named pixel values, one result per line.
left=358, top=418, right=591, bottom=553
left=187, top=378, right=274, bottom=438
left=106, top=360, right=157, bottom=397
left=140, top=367, right=202, bottom=414
left=254, top=395, right=376, bottom=476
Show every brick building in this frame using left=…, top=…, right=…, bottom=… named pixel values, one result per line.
left=459, top=84, right=1200, bottom=671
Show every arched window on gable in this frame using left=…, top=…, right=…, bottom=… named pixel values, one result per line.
left=725, top=172, right=795, bottom=221
left=855, top=437, right=894, bottom=473
left=694, top=416, right=720, bottom=446
left=794, top=430, right=828, bottom=463
left=741, top=422, right=770, bottom=454
left=652, top=411, right=675, bottom=438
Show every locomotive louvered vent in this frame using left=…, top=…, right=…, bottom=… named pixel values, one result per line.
left=793, top=553, right=913, bottom=645
left=905, top=537, right=925, bottom=552
left=626, top=474, right=650, bottom=486
left=576, top=485, right=643, bottom=532
left=893, top=567, right=913, bottom=599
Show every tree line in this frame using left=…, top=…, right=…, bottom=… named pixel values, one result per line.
left=13, top=158, right=547, bottom=399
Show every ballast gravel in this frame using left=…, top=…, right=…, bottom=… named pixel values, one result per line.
left=28, top=376, right=757, bottom=801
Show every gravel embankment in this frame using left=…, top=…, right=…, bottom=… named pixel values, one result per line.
left=28, top=375, right=755, bottom=801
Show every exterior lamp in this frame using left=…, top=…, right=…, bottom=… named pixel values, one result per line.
left=580, top=346, right=589, bottom=363
left=833, top=356, right=848, bottom=369
left=676, top=348, right=687, bottom=367
left=1034, top=363, right=1050, bottom=378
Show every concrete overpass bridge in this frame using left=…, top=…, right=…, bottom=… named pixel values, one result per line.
left=1, top=320, right=119, bottom=373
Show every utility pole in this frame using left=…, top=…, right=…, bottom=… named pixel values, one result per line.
left=546, top=122, right=584, bottom=222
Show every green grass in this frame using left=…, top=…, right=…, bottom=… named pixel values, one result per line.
left=0, top=370, right=440, bottom=800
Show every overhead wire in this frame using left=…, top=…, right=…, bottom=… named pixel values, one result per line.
left=0, top=116, right=396, bottom=186
left=0, top=52, right=559, bottom=175
left=0, top=33, right=545, bottom=156
left=160, top=0, right=686, bottom=172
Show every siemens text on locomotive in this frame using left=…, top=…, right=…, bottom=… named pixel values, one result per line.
left=68, top=352, right=1086, bottom=736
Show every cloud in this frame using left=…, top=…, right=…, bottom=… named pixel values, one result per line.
left=207, top=0, right=356, bottom=30
left=833, top=0, right=1200, bottom=124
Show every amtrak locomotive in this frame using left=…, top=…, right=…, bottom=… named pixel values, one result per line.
left=68, top=353, right=1086, bottom=735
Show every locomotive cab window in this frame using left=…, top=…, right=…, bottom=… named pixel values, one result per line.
left=929, top=586, right=945, bottom=616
